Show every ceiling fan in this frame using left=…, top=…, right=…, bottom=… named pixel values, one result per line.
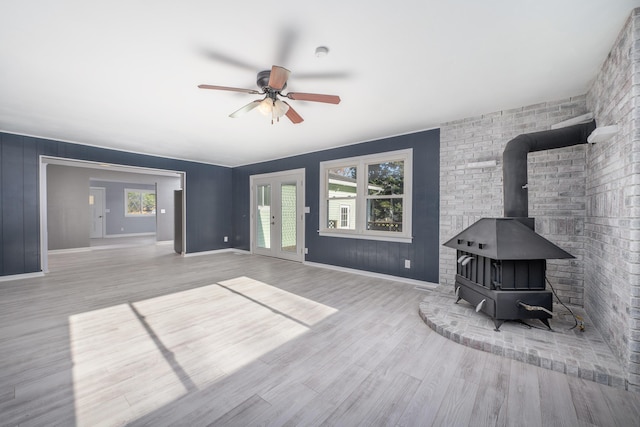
left=198, top=65, right=341, bottom=124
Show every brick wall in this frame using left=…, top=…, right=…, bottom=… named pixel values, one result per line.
left=439, top=7, right=640, bottom=392
left=586, top=9, right=640, bottom=393
left=439, top=97, right=589, bottom=306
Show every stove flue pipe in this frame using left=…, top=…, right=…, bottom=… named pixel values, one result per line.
left=503, top=120, right=596, bottom=218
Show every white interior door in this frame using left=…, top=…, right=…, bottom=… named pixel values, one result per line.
left=251, top=169, right=304, bottom=262
left=89, top=187, right=105, bottom=238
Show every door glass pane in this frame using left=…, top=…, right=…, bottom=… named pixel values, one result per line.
left=281, top=183, right=297, bottom=253
left=257, top=184, right=271, bottom=249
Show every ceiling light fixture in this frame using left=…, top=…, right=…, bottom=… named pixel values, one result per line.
left=257, top=97, right=289, bottom=124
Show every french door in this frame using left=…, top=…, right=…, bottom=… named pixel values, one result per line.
left=250, top=169, right=304, bottom=262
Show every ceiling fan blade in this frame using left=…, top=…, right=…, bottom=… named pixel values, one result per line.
left=294, top=72, right=351, bottom=80
left=286, top=92, right=341, bottom=104
left=268, top=65, right=291, bottom=90
left=199, top=48, right=260, bottom=72
left=198, top=84, right=260, bottom=94
left=229, top=100, right=262, bottom=118
left=275, top=27, right=298, bottom=66
left=283, top=102, right=304, bottom=124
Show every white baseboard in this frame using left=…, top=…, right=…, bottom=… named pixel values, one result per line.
left=101, top=232, right=156, bottom=238
left=50, top=239, right=170, bottom=253
left=183, top=249, right=436, bottom=288
left=48, top=247, right=92, bottom=254
left=303, top=261, right=439, bottom=288
left=183, top=248, right=250, bottom=257
left=0, top=271, right=45, bottom=282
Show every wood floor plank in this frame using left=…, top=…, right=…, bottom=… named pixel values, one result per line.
left=320, top=370, right=421, bottom=426
left=252, top=382, right=319, bottom=426
left=538, top=368, right=580, bottom=426
left=432, top=377, right=479, bottom=426
left=506, top=358, right=543, bottom=426
left=396, top=333, right=465, bottom=426
left=567, top=376, right=616, bottom=426
left=373, top=318, right=435, bottom=380
left=599, top=382, right=640, bottom=427
left=208, top=394, right=272, bottom=426
left=469, top=352, right=510, bottom=427
left=283, top=364, right=372, bottom=426
left=301, top=320, right=395, bottom=393
left=0, top=244, right=638, bottom=426
left=454, top=345, right=490, bottom=385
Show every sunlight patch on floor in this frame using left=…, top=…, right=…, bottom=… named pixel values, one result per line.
left=68, top=277, right=337, bottom=424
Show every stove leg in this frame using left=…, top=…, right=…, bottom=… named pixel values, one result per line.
left=539, top=318, right=552, bottom=331
left=494, top=320, right=504, bottom=332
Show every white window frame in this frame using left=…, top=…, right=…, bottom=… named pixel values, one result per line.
left=124, top=188, right=156, bottom=217
left=319, top=148, right=413, bottom=243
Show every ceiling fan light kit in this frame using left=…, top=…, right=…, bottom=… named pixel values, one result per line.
left=199, top=65, right=340, bottom=125
left=258, top=98, right=290, bottom=124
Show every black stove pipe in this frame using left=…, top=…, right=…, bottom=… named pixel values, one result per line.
left=503, top=120, right=596, bottom=218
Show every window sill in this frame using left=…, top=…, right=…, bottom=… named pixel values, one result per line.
left=318, top=230, right=413, bottom=243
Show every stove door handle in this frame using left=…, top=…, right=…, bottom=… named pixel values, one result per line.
left=475, top=299, right=486, bottom=313
left=457, top=255, right=474, bottom=265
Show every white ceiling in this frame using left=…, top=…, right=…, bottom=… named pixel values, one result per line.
left=1, top=1, right=638, bottom=167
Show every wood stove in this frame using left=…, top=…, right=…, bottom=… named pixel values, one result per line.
left=444, top=217, right=572, bottom=331
left=443, top=120, right=596, bottom=331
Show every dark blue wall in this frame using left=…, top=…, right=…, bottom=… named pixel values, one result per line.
left=1, top=129, right=440, bottom=282
left=0, top=132, right=232, bottom=276
left=232, top=129, right=440, bottom=282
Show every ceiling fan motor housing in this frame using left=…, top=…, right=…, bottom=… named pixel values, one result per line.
left=257, top=70, right=286, bottom=91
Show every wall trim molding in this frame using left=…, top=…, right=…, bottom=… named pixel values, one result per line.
left=0, top=271, right=45, bottom=282
left=183, top=248, right=250, bottom=257
left=48, top=247, right=92, bottom=254
left=303, top=261, right=439, bottom=288
left=103, top=232, right=156, bottom=238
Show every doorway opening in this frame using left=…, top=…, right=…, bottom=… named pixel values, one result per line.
left=39, top=156, right=186, bottom=273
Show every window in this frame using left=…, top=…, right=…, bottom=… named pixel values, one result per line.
left=125, top=189, right=156, bottom=216
left=320, top=149, right=412, bottom=242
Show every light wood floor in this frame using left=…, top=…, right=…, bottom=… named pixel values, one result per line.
left=1, top=246, right=639, bottom=426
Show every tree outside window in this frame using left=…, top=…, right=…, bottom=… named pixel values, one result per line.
left=125, top=189, right=156, bottom=216
left=367, top=160, right=404, bottom=232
